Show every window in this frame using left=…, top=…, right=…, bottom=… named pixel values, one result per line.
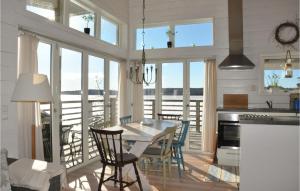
left=26, top=0, right=59, bottom=21
left=101, top=17, right=119, bottom=45
left=263, top=58, right=300, bottom=92
left=69, top=1, right=95, bottom=36
left=60, top=48, right=83, bottom=168
left=175, top=20, right=213, bottom=47
left=136, top=26, right=169, bottom=50
left=37, top=42, right=52, bottom=162
left=109, top=61, right=119, bottom=125
left=88, top=55, right=104, bottom=159
left=143, top=64, right=156, bottom=119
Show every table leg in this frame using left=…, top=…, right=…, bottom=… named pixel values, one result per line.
left=123, top=141, right=152, bottom=191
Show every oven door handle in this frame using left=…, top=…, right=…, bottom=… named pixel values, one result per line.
left=220, top=122, right=240, bottom=126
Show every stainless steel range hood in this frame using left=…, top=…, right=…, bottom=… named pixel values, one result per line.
left=219, top=0, right=255, bottom=70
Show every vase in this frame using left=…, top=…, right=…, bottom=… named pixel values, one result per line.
left=167, top=41, right=172, bottom=48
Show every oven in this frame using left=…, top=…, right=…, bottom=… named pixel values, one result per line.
left=218, top=120, right=240, bottom=148
left=217, top=113, right=240, bottom=166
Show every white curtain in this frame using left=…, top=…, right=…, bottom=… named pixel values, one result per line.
left=131, top=62, right=144, bottom=121
left=202, top=59, right=217, bottom=153
left=17, top=33, right=44, bottom=160
left=118, top=61, right=129, bottom=118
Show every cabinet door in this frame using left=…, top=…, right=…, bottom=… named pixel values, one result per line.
left=240, top=124, right=298, bottom=191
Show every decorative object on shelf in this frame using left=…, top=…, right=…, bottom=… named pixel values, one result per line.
left=82, top=14, right=94, bottom=34
left=283, top=50, right=293, bottom=78
left=129, top=0, right=157, bottom=86
left=267, top=73, right=281, bottom=89
left=274, top=21, right=299, bottom=47
left=166, top=29, right=176, bottom=48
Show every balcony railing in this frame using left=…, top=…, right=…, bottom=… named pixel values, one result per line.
left=144, top=98, right=204, bottom=150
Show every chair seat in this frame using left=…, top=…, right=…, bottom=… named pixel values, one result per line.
left=143, top=147, right=162, bottom=156
left=158, top=139, right=181, bottom=146
left=113, top=153, right=139, bottom=165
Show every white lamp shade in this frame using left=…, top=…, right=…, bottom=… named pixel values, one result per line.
left=11, top=73, right=52, bottom=103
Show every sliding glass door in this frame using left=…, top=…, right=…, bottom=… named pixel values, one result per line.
left=60, top=47, right=83, bottom=168
left=161, top=62, right=184, bottom=117
left=88, top=55, right=104, bottom=159
left=37, top=41, right=53, bottom=162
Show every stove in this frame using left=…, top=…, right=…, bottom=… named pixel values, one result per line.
left=239, top=114, right=271, bottom=120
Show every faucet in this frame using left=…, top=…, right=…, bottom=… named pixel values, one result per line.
left=266, top=100, right=273, bottom=109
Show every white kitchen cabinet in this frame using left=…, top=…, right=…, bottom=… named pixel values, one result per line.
left=240, top=123, right=299, bottom=191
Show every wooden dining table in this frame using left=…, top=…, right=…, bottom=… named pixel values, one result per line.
left=103, top=118, right=178, bottom=191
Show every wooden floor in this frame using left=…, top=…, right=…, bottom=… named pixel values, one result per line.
left=67, top=153, right=239, bottom=191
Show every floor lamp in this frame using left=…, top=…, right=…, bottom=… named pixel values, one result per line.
left=11, top=73, right=52, bottom=159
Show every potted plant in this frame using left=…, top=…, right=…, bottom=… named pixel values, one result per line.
left=82, top=14, right=94, bottom=35
left=166, top=29, right=176, bottom=48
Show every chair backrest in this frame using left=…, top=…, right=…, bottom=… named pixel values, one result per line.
left=157, top=113, right=181, bottom=121
left=177, top=121, right=190, bottom=146
left=159, top=127, right=176, bottom=156
left=90, top=128, right=124, bottom=165
left=119, top=115, right=132, bottom=125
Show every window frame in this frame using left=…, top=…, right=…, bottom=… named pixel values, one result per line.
left=259, top=53, right=300, bottom=95
left=100, top=15, right=120, bottom=46
left=134, top=18, right=214, bottom=50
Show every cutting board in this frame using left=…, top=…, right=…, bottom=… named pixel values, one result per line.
left=223, top=94, right=248, bottom=109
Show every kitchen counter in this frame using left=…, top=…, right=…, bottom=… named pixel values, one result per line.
left=217, top=107, right=299, bottom=113
left=240, top=116, right=299, bottom=126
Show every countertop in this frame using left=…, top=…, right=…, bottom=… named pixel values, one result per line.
left=217, top=107, right=299, bottom=113
left=240, top=116, right=300, bottom=126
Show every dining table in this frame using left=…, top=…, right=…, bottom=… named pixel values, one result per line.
left=102, top=118, right=178, bottom=191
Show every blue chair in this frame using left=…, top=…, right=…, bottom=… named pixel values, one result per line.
left=159, top=120, right=190, bottom=177
left=119, top=115, right=132, bottom=125
left=173, top=120, right=190, bottom=177
left=119, top=115, right=135, bottom=147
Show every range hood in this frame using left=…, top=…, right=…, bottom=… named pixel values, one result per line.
left=219, top=0, right=255, bottom=70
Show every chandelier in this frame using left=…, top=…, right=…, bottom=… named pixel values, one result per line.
left=129, top=0, right=157, bottom=86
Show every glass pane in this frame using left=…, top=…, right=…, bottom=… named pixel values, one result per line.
left=162, top=62, right=183, bottom=116
left=26, top=5, right=56, bottom=21
left=143, top=64, right=156, bottom=119
left=101, top=17, right=118, bottom=45
left=37, top=42, right=52, bottom=162
left=60, top=48, right=83, bottom=168
left=175, top=21, right=213, bottom=47
left=88, top=55, right=104, bottom=159
left=189, top=61, right=205, bottom=151
left=69, top=1, right=95, bottom=36
left=136, top=26, right=169, bottom=50
left=109, top=61, right=119, bottom=126
left=264, top=70, right=300, bottom=90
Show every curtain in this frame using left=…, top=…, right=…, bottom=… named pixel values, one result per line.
left=202, top=59, right=217, bottom=153
left=118, top=61, right=129, bottom=119
left=131, top=62, right=144, bottom=121
left=17, top=33, right=44, bottom=160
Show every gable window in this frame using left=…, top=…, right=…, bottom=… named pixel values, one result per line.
left=263, top=57, right=300, bottom=92
left=175, top=20, right=213, bottom=47
left=69, top=0, right=95, bottom=36
left=100, top=16, right=119, bottom=45
left=26, top=0, right=59, bottom=21
left=136, top=26, right=169, bottom=50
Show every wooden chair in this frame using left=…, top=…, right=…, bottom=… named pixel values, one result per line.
left=141, top=127, right=176, bottom=190
left=119, top=115, right=132, bottom=125
left=90, top=128, right=143, bottom=191
left=157, top=113, right=181, bottom=120
left=119, top=115, right=135, bottom=147
left=159, top=121, right=190, bottom=177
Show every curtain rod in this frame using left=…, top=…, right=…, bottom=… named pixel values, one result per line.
left=18, top=27, right=126, bottom=62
